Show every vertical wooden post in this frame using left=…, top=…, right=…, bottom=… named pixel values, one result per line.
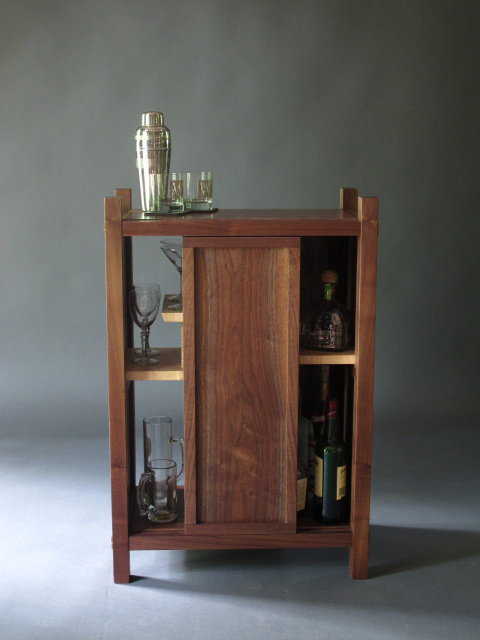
left=182, top=246, right=197, bottom=527
left=349, top=194, right=378, bottom=579
left=105, top=194, right=131, bottom=584
left=114, top=190, right=136, bottom=496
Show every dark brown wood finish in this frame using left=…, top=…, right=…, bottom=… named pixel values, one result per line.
left=129, top=491, right=353, bottom=549
left=114, top=190, right=137, bottom=508
left=122, top=208, right=360, bottom=237
left=183, top=237, right=300, bottom=534
left=105, top=187, right=378, bottom=583
left=349, top=195, right=378, bottom=579
left=104, top=194, right=131, bottom=584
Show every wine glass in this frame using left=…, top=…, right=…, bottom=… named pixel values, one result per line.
left=160, top=241, right=183, bottom=310
left=133, top=283, right=161, bottom=357
left=128, top=284, right=161, bottom=365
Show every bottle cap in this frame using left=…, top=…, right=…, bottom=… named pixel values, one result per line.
left=321, top=269, right=338, bottom=284
left=327, top=398, right=338, bottom=418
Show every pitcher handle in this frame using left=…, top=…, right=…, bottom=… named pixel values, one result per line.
left=171, top=437, right=184, bottom=481
left=136, top=472, right=152, bottom=516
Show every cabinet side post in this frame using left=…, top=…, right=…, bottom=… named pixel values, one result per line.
left=114, top=190, right=136, bottom=493
left=182, top=245, right=197, bottom=526
left=115, top=189, right=133, bottom=348
left=105, top=194, right=131, bottom=584
left=350, top=195, right=378, bottom=579
left=340, top=187, right=359, bottom=213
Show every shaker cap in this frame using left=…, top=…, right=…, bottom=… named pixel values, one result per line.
left=141, top=112, right=164, bottom=126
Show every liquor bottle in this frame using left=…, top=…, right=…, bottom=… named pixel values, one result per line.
left=310, top=365, right=330, bottom=444
left=297, top=458, right=308, bottom=516
left=299, top=398, right=315, bottom=510
left=302, top=269, right=353, bottom=351
left=313, top=398, right=348, bottom=524
left=298, top=389, right=310, bottom=472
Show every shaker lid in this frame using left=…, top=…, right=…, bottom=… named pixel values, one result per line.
left=141, top=112, right=164, bottom=126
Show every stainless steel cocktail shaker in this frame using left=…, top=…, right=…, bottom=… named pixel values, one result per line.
left=135, top=112, right=171, bottom=212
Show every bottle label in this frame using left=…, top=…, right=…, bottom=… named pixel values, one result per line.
left=336, top=465, right=347, bottom=500
left=297, top=477, right=307, bottom=511
left=314, top=456, right=323, bottom=497
left=308, top=434, right=316, bottom=494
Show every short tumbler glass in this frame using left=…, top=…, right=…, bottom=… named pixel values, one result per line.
left=159, top=172, right=184, bottom=214
left=184, top=171, right=213, bottom=211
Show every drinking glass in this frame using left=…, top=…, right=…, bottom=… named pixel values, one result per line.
left=133, top=283, right=161, bottom=357
left=143, top=416, right=184, bottom=479
left=160, top=242, right=183, bottom=310
left=137, top=459, right=178, bottom=523
left=160, top=172, right=184, bottom=214
left=128, top=284, right=161, bottom=365
left=183, top=171, right=213, bottom=211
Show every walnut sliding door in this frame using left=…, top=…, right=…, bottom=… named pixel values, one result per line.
left=183, top=237, right=300, bottom=535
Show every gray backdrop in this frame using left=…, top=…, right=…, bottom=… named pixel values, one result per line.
left=1, top=0, right=479, bottom=447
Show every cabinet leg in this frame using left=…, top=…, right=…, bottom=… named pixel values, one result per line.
left=348, top=526, right=369, bottom=579
left=113, top=543, right=131, bottom=584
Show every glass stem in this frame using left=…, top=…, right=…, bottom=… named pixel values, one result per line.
left=140, top=327, right=148, bottom=358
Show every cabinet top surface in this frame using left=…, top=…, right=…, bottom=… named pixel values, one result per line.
left=122, top=208, right=362, bottom=236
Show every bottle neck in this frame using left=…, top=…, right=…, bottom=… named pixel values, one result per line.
left=326, top=417, right=338, bottom=441
left=325, top=399, right=339, bottom=441
left=323, top=283, right=337, bottom=301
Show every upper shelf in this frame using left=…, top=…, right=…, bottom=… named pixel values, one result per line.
left=122, top=208, right=362, bottom=237
left=160, top=295, right=356, bottom=366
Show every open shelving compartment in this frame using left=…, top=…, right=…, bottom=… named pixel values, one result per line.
left=104, top=187, right=378, bottom=583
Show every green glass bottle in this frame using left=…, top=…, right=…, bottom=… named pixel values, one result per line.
left=313, top=398, right=348, bottom=524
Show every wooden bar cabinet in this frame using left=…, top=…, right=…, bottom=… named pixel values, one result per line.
left=104, top=187, right=378, bottom=584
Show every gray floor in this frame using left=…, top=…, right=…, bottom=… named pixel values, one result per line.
left=1, top=415, right=479, bottom=640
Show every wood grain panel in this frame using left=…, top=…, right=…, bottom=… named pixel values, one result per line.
left=184, top=238, right=300, bottom=533
left=104, top=194, right=131, bottom=583
left=349, top=195, right=378, bottom=579
left=123, top=209, right=361, bottom=237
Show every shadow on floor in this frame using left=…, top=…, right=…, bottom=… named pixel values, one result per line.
left=128, top=524, right=480, bottom=594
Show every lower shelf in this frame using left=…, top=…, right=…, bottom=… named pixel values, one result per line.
left=129, top=488, right=353, bottom=551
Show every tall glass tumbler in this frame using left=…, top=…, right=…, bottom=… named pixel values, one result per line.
left=143, top=416, right=184, bottom=480
left=135, top=112, right=171, bottom=213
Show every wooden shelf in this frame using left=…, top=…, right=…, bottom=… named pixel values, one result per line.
left=161, top=295, right=183, bottom=322
left=122, top=208, right=362, bottom=237
left=160, top=298, right=356, bottom=367
left=299, top=347, right=356, bottom=365
left=129, top=489, right=353, bottom=551
left=125, top=348, right=183, bottom=380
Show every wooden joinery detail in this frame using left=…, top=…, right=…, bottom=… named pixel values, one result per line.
left=340, top=187, right=359, bottom=213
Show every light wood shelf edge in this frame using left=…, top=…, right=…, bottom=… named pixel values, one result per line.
left=125, top=348, right=183, bottom=380
left=161, top=296, right=183, bottom=322
left=299, top=347, right=356, bottom=365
